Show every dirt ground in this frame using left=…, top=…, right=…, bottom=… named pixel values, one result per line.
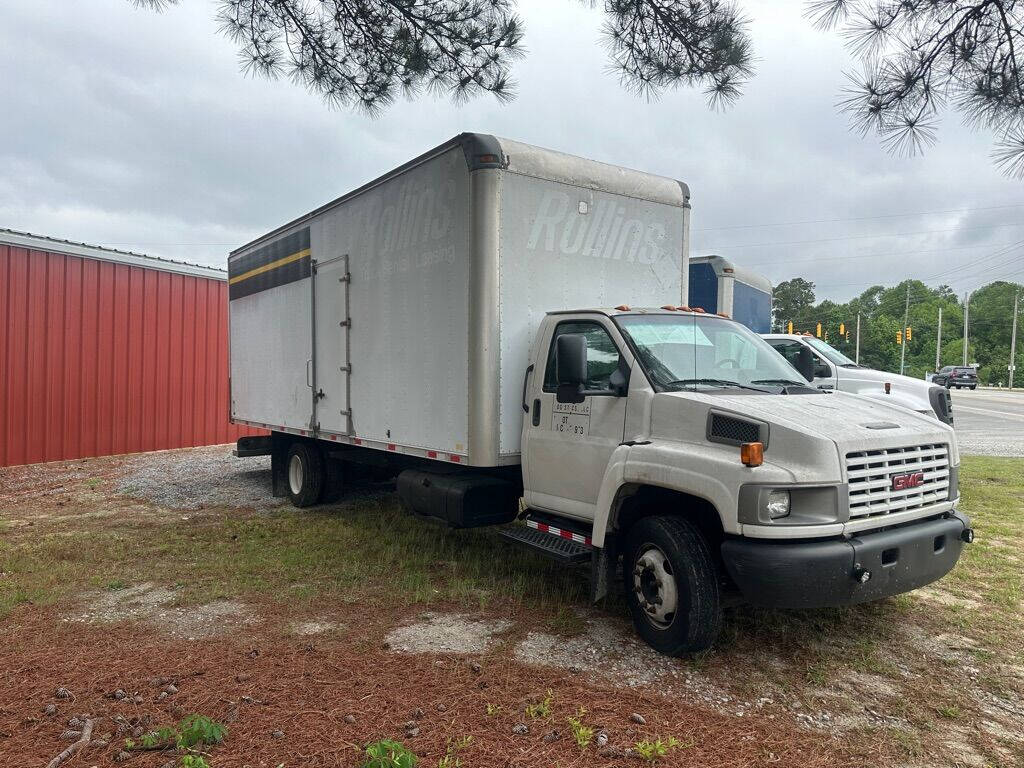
left=1, top=445, right=1022, bottom=768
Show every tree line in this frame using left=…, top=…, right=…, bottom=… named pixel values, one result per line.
left=772, top=277, right=1024, bottom=385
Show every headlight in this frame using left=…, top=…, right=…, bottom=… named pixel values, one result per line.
left=766, top=490, right=791, bottom=519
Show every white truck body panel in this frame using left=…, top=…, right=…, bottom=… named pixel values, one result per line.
left=228, top=134, right=690, bottom=466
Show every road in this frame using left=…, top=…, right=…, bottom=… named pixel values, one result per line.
left=951, top=388, right=1024, bottom=457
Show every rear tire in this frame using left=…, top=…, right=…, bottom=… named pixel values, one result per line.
left=287, top=443, right=324, bottom=508
left=970, top=385, right=977, bottom=390
left=622, top=516, right=721, bottom=656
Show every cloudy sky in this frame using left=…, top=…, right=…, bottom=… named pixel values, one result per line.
left=2, top=0, right=1023, bottom=302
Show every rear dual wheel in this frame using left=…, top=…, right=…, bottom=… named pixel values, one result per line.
left=623, top=516, right=721, bottom=656
left=287, top=443, right=324, bottom=507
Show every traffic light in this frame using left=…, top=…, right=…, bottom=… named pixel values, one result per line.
left=816, top=323, right=822, bottom=338
left=897, top=330, right=903, bottom=345
left=839, top=323, right=845, bottom=336
left=905, top=326, right=912, bottom=341
left=787, top=321, right=793, bottom=334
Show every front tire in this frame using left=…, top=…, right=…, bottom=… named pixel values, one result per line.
left=970, top=385, right=977, bottom=390
left=287, top=442, right=324, bottom=508
left=623, top=516, right=721, bottom=656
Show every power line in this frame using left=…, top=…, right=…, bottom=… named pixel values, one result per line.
left=694, top=202, right=1024, bottom=233
left=701, top=221, right=1024, bottom=251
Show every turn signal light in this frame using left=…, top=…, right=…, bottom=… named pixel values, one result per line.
left=740, top=442, right=763, bottom=467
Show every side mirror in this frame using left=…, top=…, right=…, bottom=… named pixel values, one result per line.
left=814, top=362, right=832, bottom=379
left=556, top=334, right=587, bottom=404
left=795, top=346, right=815, bottom=382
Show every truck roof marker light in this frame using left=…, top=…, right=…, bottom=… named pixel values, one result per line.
left=740, top=442, right=763, bottom=467
left=678, top=305, right=691, bottom=312
left=476, top=153, right=499, bottom=164
left=615, top=304, right=631, bottom=311
left=723, top=267, right=735, bottom=273
left=717, top=312, right=730, bottom=318
left=884, top=382, right=891, bottom=394
left=661, top=304, right=677, bottom=311
left=692, top=307, right=706, bottom=314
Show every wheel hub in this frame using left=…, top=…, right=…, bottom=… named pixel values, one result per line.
left=288, top=454, right=304, bottom=495
left=632, top=545, right=678, bottom=628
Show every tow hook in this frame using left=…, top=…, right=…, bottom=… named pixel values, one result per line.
left=961, top=528, right=975, bottom=544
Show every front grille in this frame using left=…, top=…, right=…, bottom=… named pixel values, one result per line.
left=846, top=443, right=950, bottom=520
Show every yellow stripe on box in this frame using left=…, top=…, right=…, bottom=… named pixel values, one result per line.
left=228, top=248, right=311, bottom=285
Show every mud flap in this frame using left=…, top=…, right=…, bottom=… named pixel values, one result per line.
left=270, top=432, right=290, bottom=498
left=590, top=537, right=618, bottom=604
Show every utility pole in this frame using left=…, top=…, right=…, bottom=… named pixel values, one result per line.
left=900, top=284, right=910, bottom=375
left=855, top=312, right=861, bottom=364
left=935, top=306, right=942, bottom=372
left=963, top=291, right=971, bottom=367
left=1011, top=291, right=1020, bottom=389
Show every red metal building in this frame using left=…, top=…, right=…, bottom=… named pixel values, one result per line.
left=0, top=229, right=260, bottom=467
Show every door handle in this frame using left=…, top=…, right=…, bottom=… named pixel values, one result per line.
left=521, top=364, right=534, bottom=412
left=306, top=359, right=313, bottom=388
left=532, top=399, right=541, bottom=427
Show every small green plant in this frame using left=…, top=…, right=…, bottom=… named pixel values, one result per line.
left=485, top=703, right=501, bottom=716
left=566, top=707, right=593, bottom=751
left=438, top=735, right=471, bottom=768
left=123, top=737, right=136, bottom=749
left=362, top=739, right=417, bottom=768
left=525, top=689, right=553, bottom=719
left=937, top=704, right=961, bottom=719
left=85, top=477, right=101, bottom=489
left=633, top=736, right=682, bottom=763
left=177, top=714, right=227, bottom=748
left=180, top=756, right=211, bottom=768
left=141, top=726, right=178, bottom=748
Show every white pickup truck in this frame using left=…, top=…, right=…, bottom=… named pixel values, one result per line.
left=229, top=134, right=972, bottom=655
left=762, top=333, right=954, bottom=426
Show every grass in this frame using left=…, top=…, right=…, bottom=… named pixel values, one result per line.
left=0, top=490, right=592, bottom=620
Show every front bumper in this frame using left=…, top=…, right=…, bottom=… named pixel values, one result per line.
left=720, top=511, right=971, bottom=609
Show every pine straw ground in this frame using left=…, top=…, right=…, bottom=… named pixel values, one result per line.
left=0, top=606, right=852, bottom=768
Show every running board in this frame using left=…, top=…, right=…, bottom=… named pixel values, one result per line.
left=497, top=518, right=593, bottom=563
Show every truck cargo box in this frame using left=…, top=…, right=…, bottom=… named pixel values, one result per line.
left=689, top=254, right=772, bottom=333
left=229, top=133, right=690, bottom=467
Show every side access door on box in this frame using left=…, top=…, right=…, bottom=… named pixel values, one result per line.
left=521, top=314, right=631, bottom=522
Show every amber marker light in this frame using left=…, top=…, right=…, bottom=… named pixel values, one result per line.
left=740, top=442, right=764, bottom=467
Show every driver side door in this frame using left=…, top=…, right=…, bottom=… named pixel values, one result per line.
left=522, top=319, right=629, bottom=522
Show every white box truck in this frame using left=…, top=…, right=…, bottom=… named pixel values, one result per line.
left=229, top=134, right=972, bottom=655
left=689, top=254, right=772, bottom=333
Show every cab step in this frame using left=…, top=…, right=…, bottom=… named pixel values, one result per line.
left=497, top=517, right=593, bottom=563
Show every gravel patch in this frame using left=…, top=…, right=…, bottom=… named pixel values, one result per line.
left=289, top=620, right=344, bottom=636
left=65, top=582, right=258, bottom=640
left=385, top=612, right=513, bottom=654
left=114, top=445, right=281, bottom=510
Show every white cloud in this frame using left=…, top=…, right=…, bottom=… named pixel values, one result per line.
left=1, top=0, right=1021, bottom=300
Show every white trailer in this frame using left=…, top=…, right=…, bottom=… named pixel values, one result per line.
left=230, top=134, right=971, bottom=655
left=229, top=134, right=690, bottom=466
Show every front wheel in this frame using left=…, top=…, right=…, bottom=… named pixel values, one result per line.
left=970, top=385, right=977, bottom=390
left=623, top=516, right=721, bottom=656
left=287, top=442, right=324, bottom=507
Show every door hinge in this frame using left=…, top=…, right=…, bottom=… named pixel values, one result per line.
left=339, top=273, right=351, bottom=283
left=339, top=364, right=352, bottom=372
left=339, top=319, right=351, bottom=328
left=315, top=389, right=325, bottom=400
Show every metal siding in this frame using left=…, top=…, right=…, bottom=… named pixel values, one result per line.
left=0, top=246, right=261, bottom=467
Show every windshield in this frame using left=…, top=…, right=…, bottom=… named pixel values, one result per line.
left=616, top=314, right=807, bottom=392
left=804, top=336, right=857, bottom=366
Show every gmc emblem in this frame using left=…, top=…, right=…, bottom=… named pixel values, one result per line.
left=891, top=471, right=925, bottom=491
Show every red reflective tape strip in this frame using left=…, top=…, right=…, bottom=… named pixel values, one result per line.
left=387, top=443, right=396, bottom=451
left=526, top=519, right=591, bottom=546
left=353, top=438, right=362, bottom=445
left=426, top=450, right=437, bottom=458
left=449, top=454, right=461, bottom=463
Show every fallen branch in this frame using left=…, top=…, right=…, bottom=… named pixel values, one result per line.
left=45, top=717, right=93, bottom=768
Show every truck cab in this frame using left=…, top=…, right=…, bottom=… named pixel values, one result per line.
left=762, top=333, right=954, bottom=426
left=516, top=308, right=970, bottom=655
